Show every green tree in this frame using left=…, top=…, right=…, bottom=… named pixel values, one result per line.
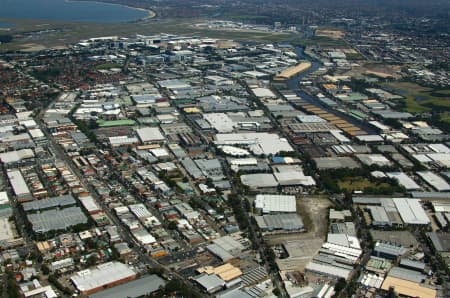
left=86, top=254, right=98, bottom=267
left=41, top=264, right=50, bottom=275
left=168, top=221, right=178, bottom=230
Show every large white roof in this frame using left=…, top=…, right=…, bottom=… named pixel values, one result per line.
left=416, top=171, right=450, bottom=192
left=305, top=262, right=351, bottom=279
left=0, top=149, right=34, bottom=164
left=220, top=146, right=250, bottom=157
left=251, top=87, right=277, bottom=98
left=273, top=167, right=316, bottom=186
left=255, top=194, right=296, bottom=213
left=204, top=113, right=235, bottom=133
left=429, top=144, right=450, bottom=153
left=229, top=158, right=257, bottom=166
left=136, top=127, right=165, bottom=143
left=78, top=196, right=101, bottom=213
left=296, top=115, right=327, bottom=123
left=387, top=172, right=421, bottom=190
left=215, top=133, right=293, bottom=155
left=393, top=198, right=430, bottom=225
left=7, top=170, right=30, bottom=196
left=71, top=262, right=135, bottom=292
left=129, top=203, right=152, bottom=218
left=0, top=192, right=9, bottom=205
left=241, top=174, right=278, bottom=188
left=357, top=154, right=392, bottom=166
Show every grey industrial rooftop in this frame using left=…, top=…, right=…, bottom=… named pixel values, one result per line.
left=90, top=274, right=165, bottom=298
left=22, top=194, right=76, bottom=212
left=373, top=241, right=408, bottom=257
left=255, top=214, right=304, bottom=231
left=241, top=174, right=279, bottom=188
left=314, top=157, right=360, bottom=170
left=27, top=207, right=88, bottom=233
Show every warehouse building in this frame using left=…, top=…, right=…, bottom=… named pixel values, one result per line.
left=273, top=165, right=316, bottom=187
left=78, top=195, right=102, bottom=215
left=0, top=192, right=12, bottom=219
left=90, top=274, right=165, bottom=298
left=216, top=288, right=253, bottom=298
left=367, top=206, right=391, bottom=227
left=356, top=154, right=393, bottom=167
left=6, top=169, right=32, bottom=202
left=392, top=198, right=430, bottom=226
left=194, top=273, right=225, bottom=294
left=254, top=214, right=304, bottom=232
left=373, top=242, right=408, bottom=260
left=240, top=174, right=278, bottom=190
left=381, top=266, right=435, bottom=298
left=386, top=172, right=421, bottom=191
left=203, top=113, right=235, bottom=133
left=251, top=87, right=277, bottom=98
left=51, top=258, right=74, bottom=271
left=136, top=127, right=165, bottom=144
left=220, top=146, right=251, bottom=157
left=371, top=230, right=419, bottom=249
left=399, top=258, right=426, bottom=273
left=358, top=273, right=384, bottom=289
left=27, top=207, right=88, bottom=234
left=254, top=194, right=296, bottom=214
left=305, top=262, right=352, bottom=280
left=296, top=115, right=327, bottom=123
left=434, top=212, right=448, bottom=229
left=195, top=159, right=224, bottom=181
left=197, top=95, right=250, bottom=113
left=381, top=276, right=436, bottom=298
left=212, top=235, right=247, bottom=256
left=274, top=62, right=312, bottom=80
left=206, top=234, right=250, bottom=262
left=412, top=192, right=450, bottom=200
left=71, top=262, right=137, bottom=295
left=416, top=171, right=450, bottom=192
left=314, top=157, right=360, bottom=170
left=108, top=136, right=139, bottom=148
left=197, top=263, right=242, bottom=284
left=22, top=194, right=76, bottom=212
left=426, top=232, right=450, bottom=253
left=0, top=149, right=35, bottom=167
left=206, top=244, right=234, bottom=262
left=215, top=133, right=293, bottom=155
left=0, top=217, right=15, bottom=247
left=181, top=158, right=203, bottom=180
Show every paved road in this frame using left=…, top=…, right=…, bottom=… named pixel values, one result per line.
left=35, top=99, right=204, bottom=296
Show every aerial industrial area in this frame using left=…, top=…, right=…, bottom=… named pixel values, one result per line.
left=0, top=1, right=449, bottom=297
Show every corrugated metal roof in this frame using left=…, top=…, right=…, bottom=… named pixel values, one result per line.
left=23, top=194, right=76, bottom=212
left=71, top=262, right=136, bottom=293
left=254, top=194, right=296, bottom=213
left=90, top=274, right=165, bottom=298
left=393, top=198, right=430, bottom=225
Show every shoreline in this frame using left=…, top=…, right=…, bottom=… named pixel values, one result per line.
left=135, top=7, right=156, bottom=20
left=0, top=0, right=156, bottom=25
left=66, top=0, right=156, bottom=21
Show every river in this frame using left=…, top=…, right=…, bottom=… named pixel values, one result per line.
left=286, top=47, right=375, bottom=134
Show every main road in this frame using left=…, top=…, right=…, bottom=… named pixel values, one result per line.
left=35, top=99, right=205, bottom=296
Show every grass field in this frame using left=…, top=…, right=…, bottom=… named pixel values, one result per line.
left=0, top=16, right=352, bottom=52
left=338, top=177, right=390, bottom=192
left=381, top=81, right=450, bottom=114
left=0, top=17, right=298, bottom=51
